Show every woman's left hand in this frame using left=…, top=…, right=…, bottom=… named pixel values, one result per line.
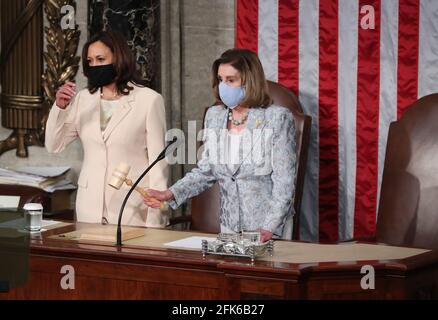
left=259, top=229, right=273, bottom=242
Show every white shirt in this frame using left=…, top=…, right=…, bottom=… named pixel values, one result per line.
left=220, top=130, right=243, bottom=234
left=99, top=99, right=121, bottom=220
left=225, top=130, right=243, bottom=172
left=100, top=99, right=120, bottom=131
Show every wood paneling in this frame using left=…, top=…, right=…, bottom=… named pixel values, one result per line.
left=1, top=222, right=438, bottom=300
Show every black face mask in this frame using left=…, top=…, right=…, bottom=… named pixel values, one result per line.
left=87, top=64, right=117, bottom=88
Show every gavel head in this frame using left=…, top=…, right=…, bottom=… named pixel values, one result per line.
left=108, top=162, right=131, bottom=189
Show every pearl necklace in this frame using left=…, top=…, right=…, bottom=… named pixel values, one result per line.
left=228, top=110, right=248, bottom=126
left=100, top=87, right=118, bottom=99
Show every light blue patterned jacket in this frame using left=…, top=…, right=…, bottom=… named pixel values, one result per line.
left=168, top=104, right=297, bottom=238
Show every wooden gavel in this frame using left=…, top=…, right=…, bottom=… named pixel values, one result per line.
left=108, top=162, right=169, bottom=210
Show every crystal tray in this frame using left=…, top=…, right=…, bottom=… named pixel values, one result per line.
left=201, top=233, right=274, bottom=263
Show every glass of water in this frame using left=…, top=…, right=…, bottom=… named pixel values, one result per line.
left=23, top=203, right=43, bottom=232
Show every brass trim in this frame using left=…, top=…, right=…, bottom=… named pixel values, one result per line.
left=0, top=1, right=80, bottom=157
left=0, top=0, right=44, bottom=70
left=1, top=93, right=44, bottom=105
left=41, top=0, right=81, bottom=137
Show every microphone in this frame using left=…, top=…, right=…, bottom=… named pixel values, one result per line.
left=115, top=137, right=178, bottom=246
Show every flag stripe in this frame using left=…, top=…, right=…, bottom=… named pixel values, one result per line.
left=298, top=0, right=320, bottom=242
left=354, top=0, right=381, bottom=239
left=236, top=0, right=259, bottom=52
left=318, top=0, right=339, bottom=242
left=278, top=0, right=300, bottom=94
left=397, top=0, right=420, bottom=118
left=377, top=0, right=399, bottom=215
left=338, top=0, right=359, bottom=241
left=236, top=0, right=438, bottom=243
left=258, top=0, right=278, bottom=81
left=418, top=0, right=438, bottom=98
left=278, top=0, right=300, bottom=237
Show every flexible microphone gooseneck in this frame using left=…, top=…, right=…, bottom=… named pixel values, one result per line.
left=116, top=137, right=178, bottom=246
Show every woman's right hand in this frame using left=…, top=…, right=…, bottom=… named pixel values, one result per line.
left=55, top=81, right=76, bottom=109
left=143, top=189, right=174, bottom=209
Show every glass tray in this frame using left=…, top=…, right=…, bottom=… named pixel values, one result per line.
left=201, top=233, right=274, bottom=263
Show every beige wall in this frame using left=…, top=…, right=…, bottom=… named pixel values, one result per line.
left=181, top=0, right=235, bottom=128
left=162, top=0, right=235, bottom=180
left=0, top=0, right=235, bottom=203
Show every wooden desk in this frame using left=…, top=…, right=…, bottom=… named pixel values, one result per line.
left=1, top=222, right=438, bottom=300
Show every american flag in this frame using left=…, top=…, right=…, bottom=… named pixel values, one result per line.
left=236, top=0, right=438, bottom=242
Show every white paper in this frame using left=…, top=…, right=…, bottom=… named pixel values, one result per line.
left=0, top=168, right=45, bottom=182
left=15, top=166, right=71, bottom=178
left=164, top=236, right=217, bottom=250
left=42, top=180, right=77, bottom=193
left=0, top=195, right=20, bottom=209
left=0, top=167, right=76, bottom=192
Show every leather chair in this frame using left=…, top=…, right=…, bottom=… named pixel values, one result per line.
left=169, top=81, right=311, bottom=240
left=376, top=93, right=438, bottom=249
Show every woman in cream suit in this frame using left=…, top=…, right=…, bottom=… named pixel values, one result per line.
left=145, top=49, right=296, bottom=242
left=45, top=30, right=169, bottom=228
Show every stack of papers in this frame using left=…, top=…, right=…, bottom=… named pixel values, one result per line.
left=0, top=166, right=76, bottom=193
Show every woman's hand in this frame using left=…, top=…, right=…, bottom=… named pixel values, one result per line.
left=143, top=189, right=174, bottom=209
left=259, top=229, right=273, bottom=242
left=55, top=81, right=76, bottom=109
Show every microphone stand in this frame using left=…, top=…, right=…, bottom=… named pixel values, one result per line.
left=116, top=137, right=177, bottom=246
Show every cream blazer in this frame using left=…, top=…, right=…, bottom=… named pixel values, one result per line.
left=45, top=84, right=169, bottom=227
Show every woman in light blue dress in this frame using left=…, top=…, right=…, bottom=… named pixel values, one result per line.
left=144, top=49, right=297, bottom=242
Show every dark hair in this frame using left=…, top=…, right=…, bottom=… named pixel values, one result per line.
left=82, top=30, right=147, bottom=95
left=211, top=48, right=272, bottom=108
